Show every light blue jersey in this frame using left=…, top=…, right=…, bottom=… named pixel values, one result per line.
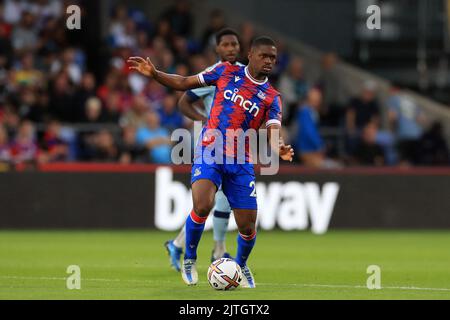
left=186, top=61, right=245, bottom=116
left=387, top=94, right=423, bottom=140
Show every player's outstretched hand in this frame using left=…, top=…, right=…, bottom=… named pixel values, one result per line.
left=279, top=143, right=294, bottom=162
left=127, top=56, right=156, bottom=77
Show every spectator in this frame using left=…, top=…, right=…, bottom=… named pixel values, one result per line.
left=135, top=30, right=152, bottom=58
left=113, top=18, right=138, bottom=49
left=0, top=1, right=446, bottom=168
left=97, top=71, right=119, bottom=104
left=27, top=0, right=62, bottom=27
left=156, top=48, right=176, bottom=74
left=417, top=122, right=449, bottom=165
left=0, top=58, right=9, bottom=104
left=0, top=23, right=12, bottom=57
left=346, top=80, right=380, bottom=133
left=23, top=89, right=49, bottom=123
left=109, top=4, right=129, bottom=46
left=10, top=120, right=38, bottom=163
left=13, top=52, right=43, bottom=87
left=118, top=125, right=146, bottom=163
left=89, top=129, right=119, bottom=162
left=153, top=18, right=173, bottom=46
left=40, top=119, right=69, bottom=162
left=278, top=56, right=309, bottom=125
left=318, top=53, right=349, bottom=127
left=48, top=72, right=75, bottom=122
left=271, top=40, right=290, bottom=82
left=104, top=92, right=122, bottom=123
left=239, top=22, right=255, bottom=62
left=0, top=124, right=11, bottom=163
left=172, top=35, right=190, bottom=64
left=144, top=78, right=167, bottom=105
left=0, top=19, right=13, bottom=97
left=1, top=104, right=20, bottom=138
left=17, top=87, right=38, bottom=119
left=295, top=88, right=325, bottom=168
left=201, top=9, right=226, bottom=50
left=51, top=47, right=84, bottom=85
left=82, top=97, right=105, bottom=124
left=73, top=72, right=97, bottom=121
left=188, top=54, right=208, bottom=73
left=11, top=10, right=38, bottom=54
left=161, top=0, right=192, bottom=37
left=38, top=16, right=61, bottom=56
left=136, top=111, right=172, bottom=164
left=345, top=80, right=380, bottom=154
left=374, top=128, right=398, bottom=166
left=353, top=122, right=385, bottom=166
left=387, top=86, right=426, bottom=164
left=158, top=94, right=185, bottom=132
left=119, top=94, right=150, bottom=128
left=115, top=73, right=134, bottom=111
left=3, top=0, right=25, bottom=25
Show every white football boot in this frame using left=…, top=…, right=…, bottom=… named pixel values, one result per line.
left=240, top=265, right=256, bottom=288
left=181, top=259, right=198, bottom=286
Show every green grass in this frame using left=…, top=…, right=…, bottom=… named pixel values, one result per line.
left=0, top=230, right=449, bottom=299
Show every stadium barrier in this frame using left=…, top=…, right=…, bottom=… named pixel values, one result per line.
left=1, top=164, right=449, bottom=232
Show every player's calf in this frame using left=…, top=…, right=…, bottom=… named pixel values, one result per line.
left=232, top=209, right=257, bottom=288
left=184, top=179, right=216, bottom=261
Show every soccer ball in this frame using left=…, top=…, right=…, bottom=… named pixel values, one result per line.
left=207, top=258, right=242, bottom=290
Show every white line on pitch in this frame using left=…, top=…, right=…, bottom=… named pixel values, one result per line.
left=1, top=276, right=450, bottom=292
left=258, top=282, right=450, bottom=292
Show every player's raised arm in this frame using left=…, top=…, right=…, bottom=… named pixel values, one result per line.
left=127, top=56, right=202, bottom=91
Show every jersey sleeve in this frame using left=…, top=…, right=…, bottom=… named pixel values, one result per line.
left=265, top=95, right=283, bottom=127
left=197, top=63, right=227, bottom=87
left=186, top=86, right=215, bottom=102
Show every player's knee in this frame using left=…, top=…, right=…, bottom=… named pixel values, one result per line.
left=194, top=201, right=214, bottom=217
left=238, top=225, right=256, bottom=236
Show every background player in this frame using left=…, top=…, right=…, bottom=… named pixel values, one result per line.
left=128, top=37, right=294, bottom=288
left=164, top=28, right=244, bottom=271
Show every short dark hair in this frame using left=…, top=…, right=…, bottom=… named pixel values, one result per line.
left=215, top=28, right=239, bottom=45
left=251, top=36, right=276, bottom=48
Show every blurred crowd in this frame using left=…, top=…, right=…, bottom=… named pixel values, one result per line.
left=0, top=0, right=448, bottom=168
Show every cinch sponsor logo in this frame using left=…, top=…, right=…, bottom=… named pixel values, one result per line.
left=224, top=89, right=260, bottom=117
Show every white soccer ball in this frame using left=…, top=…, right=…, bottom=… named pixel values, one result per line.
left=207, top=258, right=242, bottom=290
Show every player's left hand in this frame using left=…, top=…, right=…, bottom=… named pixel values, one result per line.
left=279, top=143, right=294, bottom=162
left=127, top=56, right=156, bottom=77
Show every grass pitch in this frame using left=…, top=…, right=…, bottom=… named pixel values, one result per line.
left=0, top=230, right=449, bottom=300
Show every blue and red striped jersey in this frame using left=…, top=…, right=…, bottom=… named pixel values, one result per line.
left=195, top=62, right=282, bottom=163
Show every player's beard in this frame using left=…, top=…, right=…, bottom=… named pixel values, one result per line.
left=261, top=65, right=272, bottom=75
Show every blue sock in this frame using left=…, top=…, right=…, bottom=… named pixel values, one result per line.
left=235, top=232, right=256, bottom=267
left=213, top=210, right=230, bottom=242
left=184, top=210, right=207, bottom=260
